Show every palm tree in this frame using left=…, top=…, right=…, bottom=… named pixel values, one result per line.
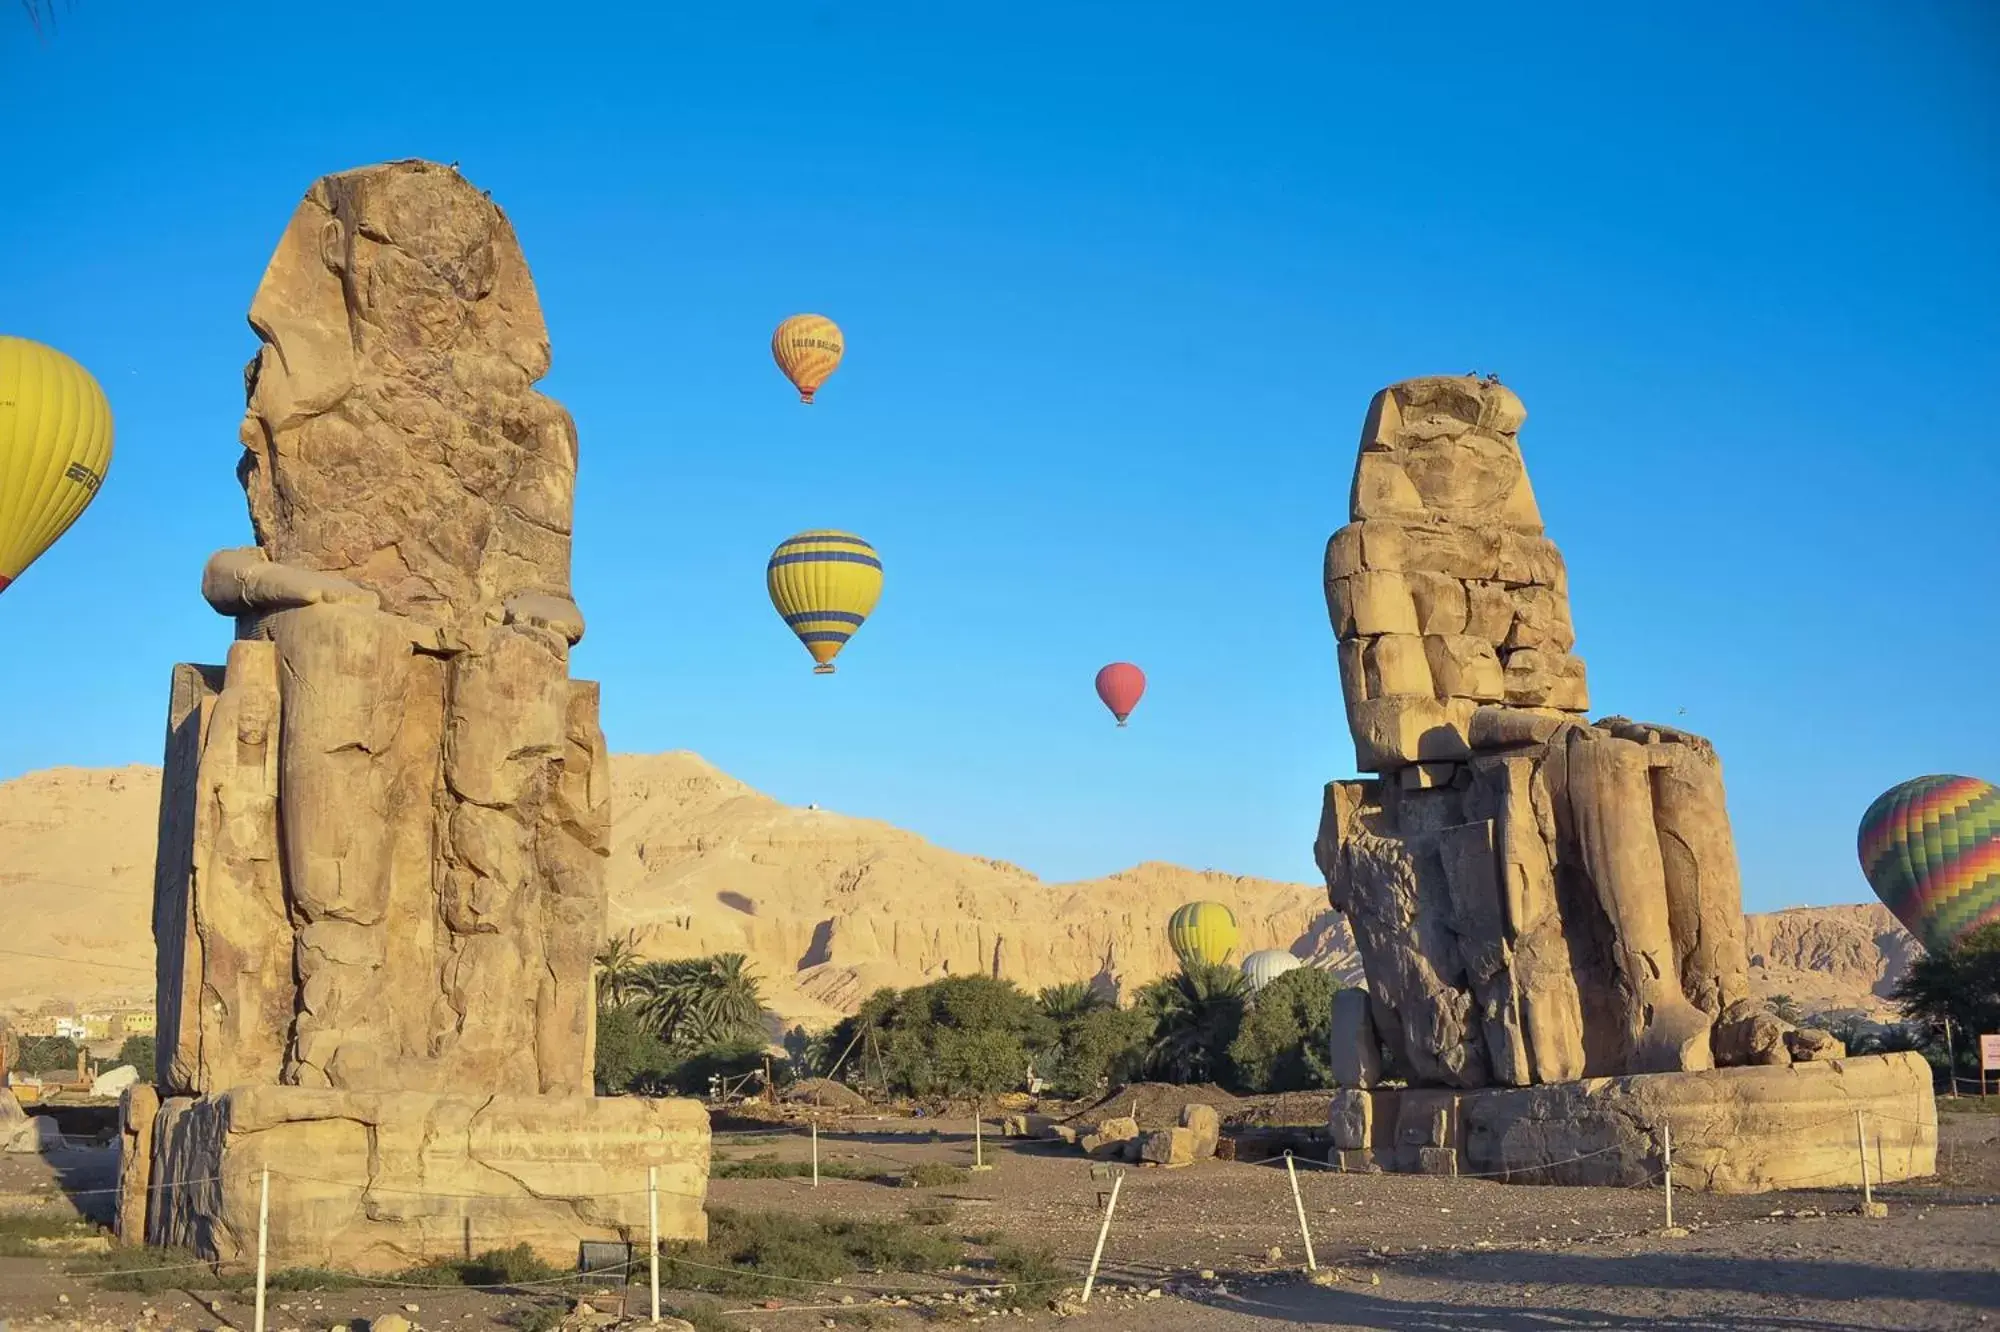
left=1037, top=981, right=1108, bottom=1025
left=634, top=953, right=770, bottom=1050
left=593, top=930, right=646, bottom=1009
left=1137, top=962, right=1247, bottom=1085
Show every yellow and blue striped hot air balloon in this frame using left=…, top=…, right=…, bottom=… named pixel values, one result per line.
left=1857, top=774, right=2000, bottom=956
left=1167, top=901, right=1239, bottom=970
left=1, top=335, right=113, bottom=597
left=766, top=530, right=883, bottom=674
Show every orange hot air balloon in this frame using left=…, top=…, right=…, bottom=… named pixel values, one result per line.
left=772, top=314, right=845, bottom=404
left=1095, top=662, right=1145, bottom=727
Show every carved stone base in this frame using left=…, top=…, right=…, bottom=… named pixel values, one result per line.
left=1326, top=1053, right=1936, bottom=1193
left=127, top=1085, right=710, bottom=1271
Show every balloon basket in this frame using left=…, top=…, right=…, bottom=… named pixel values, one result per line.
left=1116, top=719, right=1128, bottom=727
left=813, top=663, right=836, bottom=675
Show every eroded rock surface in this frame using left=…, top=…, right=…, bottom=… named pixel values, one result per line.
left=133, top=159, right=704, bottom=1263
left=1316, top=379, right=1786, bottom=1089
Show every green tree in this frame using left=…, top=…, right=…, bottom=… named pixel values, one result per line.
left=115, top=1034, right=156, bottom=1082
left=1037, top=1005, right=1151, bottom=1099
left=14, top=1036, right=79, bottom=1076
left=1036, top=982, right=1108, bottom=1024
left=848, top=977, right=1056, bottom=1100
left=593, top=930, right=646, bottom=1009
left=1893, top=923, right=2000, bottom=1085
left=1766, top=993, right=1804, bottom=1025
left=594, top=1004, right=673, bottom=1095
left=634, top=953, right=771, bottom=1050
left=1135, top=963, right=1246, bottom=1086
left=1228, top=967, right=1337, bottom=1093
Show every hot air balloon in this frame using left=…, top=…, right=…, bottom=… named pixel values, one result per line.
left=1095, top=662, right=1146, bottom=727
left=1857, top=774, right=2000, bottom=956
left=1, top=335, right=113, bottom=596
left=766, top=530, right=882, bottom=674
left=1167, top=901, right=1238, bottom=970
left=771, top=314, right=845, bottom=404
left=1240, top=948, right=1304, bottom=995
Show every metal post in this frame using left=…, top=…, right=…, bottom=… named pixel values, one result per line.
left=811, top=1119, right=820, bottom=1188
left=1663, top=1121, right=1674, bottom=1230
left=253, top=1166, right=270, bottom=1332
left=1284, top=1152, right=1318, bottom=1271
left=1855, top=1110, right=1872, bottom=1210
left=647, top=1165, right=660, bottom=1323
left=1081, top=1172, right=1123, bottom=1303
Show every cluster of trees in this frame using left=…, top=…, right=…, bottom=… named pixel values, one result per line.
left=592, top=934, right=775, bottom=1095
left=7, top=1033, right=155, bottom=1081
left=1890, top=922, right=2000, bottom=1086
left=791, top=962, right=1340, bottom=1102
left=590, top=934, right=1345, bottom=1103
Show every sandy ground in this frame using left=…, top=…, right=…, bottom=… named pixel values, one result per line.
left=2, top=1108, right=1995, bottom=1331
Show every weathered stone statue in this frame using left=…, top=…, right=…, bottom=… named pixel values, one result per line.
left=121, top=160, right=708, bottom=1269
left=1313, top=376, right=1936, bottom=1191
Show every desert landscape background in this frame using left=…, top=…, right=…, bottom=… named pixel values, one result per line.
left=0, top=753, right=1921, bottom=1030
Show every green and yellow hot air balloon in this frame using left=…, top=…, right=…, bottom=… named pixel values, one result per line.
left=1, top=335, right=113, bottom=596
left=1858, top=774, right=2000, bottom=956
left=1167, top=901, right=1239, bottom=970
left=766, top=530, right=883, bottom=674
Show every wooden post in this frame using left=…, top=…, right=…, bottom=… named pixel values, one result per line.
left=1944, top=1019, right=1958, bottom=1098
left=1663, top=1121, right=1674, bottom=1230
left=1284, top=1152, right=1318, bottom=1272
left=970, top=1102, right=992, bottom=1171
left=811, top=1119, right=820, bottom=1188
left=253, top=1166, right=270, bottom=1332
left=1081, top=1172, right=1123, bottom=1303
left=648, top=1165, right=660, bottom=1323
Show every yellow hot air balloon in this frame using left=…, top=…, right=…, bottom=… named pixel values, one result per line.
left=772, top=314, right=844, bottom=404
left=767, top=530, right=882, bottom=674
left=1167, top=901, right=1239, bottom=970
left=1, top=336, right=113, bottom=596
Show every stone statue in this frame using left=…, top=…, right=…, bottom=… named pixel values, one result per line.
left=1312, top=377, right=1935, bottom=1190
left=126, top=161, right=707, bottom=1269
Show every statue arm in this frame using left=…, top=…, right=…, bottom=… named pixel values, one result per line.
left=200, top=548, right=379, bottom=618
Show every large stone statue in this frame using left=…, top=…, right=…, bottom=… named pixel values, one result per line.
left=1313, top=376, right=1935, bottom=1191
left=123, top=161, right=708, bottom=1269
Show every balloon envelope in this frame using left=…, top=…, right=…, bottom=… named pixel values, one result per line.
left=766, top=530, right=883, bottom=674
left=1858, top=774, right=2000, bottom=956
left=1095, top=661, right=1146, bottom=726
left=1240, top=948, right=1304, bottom=995
left=772, top=314, right=845, bottom=403
left=0, top=335, right=113, bottom=595
left=1167, top=900, right=1238, bottom=970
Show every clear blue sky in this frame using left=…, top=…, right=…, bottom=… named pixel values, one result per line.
left=2, top=2, right=1995, bottom=912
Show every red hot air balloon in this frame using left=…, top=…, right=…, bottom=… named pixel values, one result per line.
left=1095, top=662, right=1146, bottom=727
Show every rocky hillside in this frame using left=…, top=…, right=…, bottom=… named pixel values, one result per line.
left=0, top=756, right=1914, bottom=1027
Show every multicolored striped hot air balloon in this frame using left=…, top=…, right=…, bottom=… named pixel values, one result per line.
left=766, top=530, right=883, bottom=674
left=1167, top=901, right=1239, bottom=970
left=1857, top=774, right=2000, bottom=956
left=771, top=314, right=844, bottom=404
left=1, top=335, right=114, bottom=596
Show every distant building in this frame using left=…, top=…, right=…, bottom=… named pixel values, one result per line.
left=116, top=1011, right=156, bottom=1037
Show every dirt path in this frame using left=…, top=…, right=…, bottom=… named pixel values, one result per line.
left=0, top=1112, right=1994, bottom=1331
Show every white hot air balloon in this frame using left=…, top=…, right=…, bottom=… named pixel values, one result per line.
left=1240, top=948, right=1304, bottom=995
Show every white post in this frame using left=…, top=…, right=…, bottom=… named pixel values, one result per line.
left=1080, top=1172, right=1123, bottom=1303
left=1663, top=1120, right=1674, bottom=1230
left=811, top=1119, right=820, bottom=1188
left=974, top=1107, right=984, bottom=1169
left=647, top=1165, right=660, bottom=1323
left=1855, top=1110, right=1872, bottom=1211
left=253, top=1166, right=271, bottom=1332
left=1283, top=1152, right=1318, bottom=1272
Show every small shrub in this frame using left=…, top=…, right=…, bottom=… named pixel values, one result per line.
left=712, top=1152, right=871, bottom=1181
left=990, top=1241, right=1067, bottom=1309
left=0, top=1213, right=95, bottom=1258
left=905, top=1201, right=957, bottom=1227
left=402, top=1244, right=561, bottom=1288
left=660, top=1207, right=962, bottom=1297
left=499, top=1304, right=565, bottom=1332
left=903, top=1162, right=969, bottom=1189
left=664, top=1298, right=733, bottom=1332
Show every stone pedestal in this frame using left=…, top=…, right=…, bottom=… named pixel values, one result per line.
left=1326, top=1052, right=1936, bottom=1193
left=127, top=1086, right=708, bottom=1271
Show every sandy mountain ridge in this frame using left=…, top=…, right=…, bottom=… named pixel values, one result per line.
left=0, top=755, right=1916, bottom=1029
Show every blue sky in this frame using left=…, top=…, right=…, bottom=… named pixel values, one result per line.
left=2, top=2, right=1995, bottom=912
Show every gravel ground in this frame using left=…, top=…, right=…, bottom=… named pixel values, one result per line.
left=0, top=1107, right=1993, bottom=1331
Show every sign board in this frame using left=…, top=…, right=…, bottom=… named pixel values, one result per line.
left=1981, top=1034, right=2000, bottom=1072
